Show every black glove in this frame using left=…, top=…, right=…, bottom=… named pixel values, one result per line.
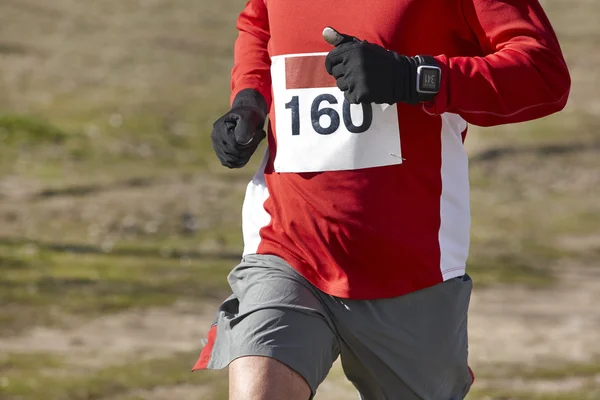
left=324, top=28, right=436, bottom=105
left=211, top=89, right=268, bottom=169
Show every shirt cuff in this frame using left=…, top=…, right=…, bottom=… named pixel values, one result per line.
left=231, top=82, right=272, bottom=113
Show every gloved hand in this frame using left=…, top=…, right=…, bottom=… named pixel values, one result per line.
left=323, top=27, right=436, bottom=105
left=211, top=88, right=268, bottom=168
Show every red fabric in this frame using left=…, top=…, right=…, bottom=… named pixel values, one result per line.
left=230, top=0, right=272, bottom=107
left=424, top=0, right=571, bottom=125
left=192, top=325, right=217, bottom=371
left=469, top=366, right=476, bottom=384
left=257, top=107, right=444, bottom=299
left=232, top=0, right=570, bottom=299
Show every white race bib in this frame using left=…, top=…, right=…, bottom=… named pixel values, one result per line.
left=271, top=52, right=402, bottom=173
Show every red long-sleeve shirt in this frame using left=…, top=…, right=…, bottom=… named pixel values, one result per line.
left=233, top=0, right=570, bottom=299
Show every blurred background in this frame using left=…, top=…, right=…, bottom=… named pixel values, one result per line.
left=0, top=0, right=598, bottom=399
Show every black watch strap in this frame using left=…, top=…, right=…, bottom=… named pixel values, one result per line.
left=417, top=55, right=438, bottom=67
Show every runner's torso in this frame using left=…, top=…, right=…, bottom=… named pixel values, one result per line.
left=242, top=0, right=479, bottom=299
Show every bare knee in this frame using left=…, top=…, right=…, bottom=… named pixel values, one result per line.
left=229, top=356, right=311, bottom=400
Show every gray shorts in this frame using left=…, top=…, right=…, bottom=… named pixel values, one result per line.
left=193, top=254, right=474, bottom=400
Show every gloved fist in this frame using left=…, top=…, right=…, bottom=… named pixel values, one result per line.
left=323, top=27, right=432, bottom=105
left=211, top=89, right=267, bottom=169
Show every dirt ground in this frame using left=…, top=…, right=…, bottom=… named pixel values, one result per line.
left=1, top=0, right=599, bottom=399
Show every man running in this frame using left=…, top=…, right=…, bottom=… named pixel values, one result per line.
left=194, top=1, right=571, bottom=399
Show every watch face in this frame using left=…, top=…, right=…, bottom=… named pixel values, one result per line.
left=419, top=67, right=440, bottom=92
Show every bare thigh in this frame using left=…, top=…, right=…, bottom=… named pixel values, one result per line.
left=229, top=356, right=312, bottom=400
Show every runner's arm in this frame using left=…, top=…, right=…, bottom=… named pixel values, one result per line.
left=425, top=0, right=571, bottom=126
left=231, top=0, right=272, bottom=110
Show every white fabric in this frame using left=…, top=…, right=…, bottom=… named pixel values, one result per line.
left=439, top=113, right=470, bottom=280
left=242, top=148, right=271, bottom=256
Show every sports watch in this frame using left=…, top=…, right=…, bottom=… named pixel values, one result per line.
left=415, top=55, right=441, bottom=96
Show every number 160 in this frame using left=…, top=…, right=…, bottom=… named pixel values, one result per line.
left=285, top=94, right=373, bottom=136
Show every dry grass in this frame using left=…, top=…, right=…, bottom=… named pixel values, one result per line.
left=1, top=0, right=599, bottom=399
